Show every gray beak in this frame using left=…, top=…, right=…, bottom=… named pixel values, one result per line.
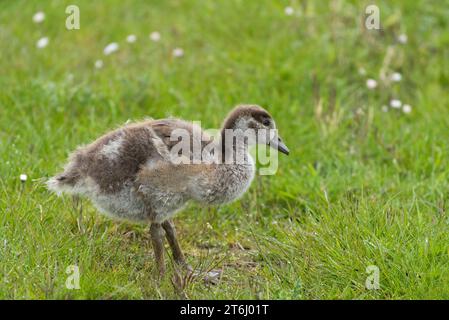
left=269, top=135, right=289, bottom=155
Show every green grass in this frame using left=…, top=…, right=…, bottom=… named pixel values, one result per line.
left=1, top=0, right=448, bottom=299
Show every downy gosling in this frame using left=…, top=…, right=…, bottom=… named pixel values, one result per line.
left=47, top=105, right=289, bottom=277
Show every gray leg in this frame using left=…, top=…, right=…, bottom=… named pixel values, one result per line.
left=150, top=223, right=165, bottom=277
left=162, top=219, right=187, bottom=267
left=162, top=219, right=222, bottom=284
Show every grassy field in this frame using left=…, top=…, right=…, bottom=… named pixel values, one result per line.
left=0, top=0, right=448, bottom=299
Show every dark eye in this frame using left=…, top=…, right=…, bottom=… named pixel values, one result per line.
left=262, top=119, right=271, bottom=126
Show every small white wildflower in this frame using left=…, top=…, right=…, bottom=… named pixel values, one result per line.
left=381, top=105, right=389, bottom=112
left=391, top=72, right=402, bottom=82
left=358, top=67, right=367, bottom=76
left=126, top=34, right=137, bottom=43
left=36, top=37, right=49, bottom=49
left=94, top=59, right=103, bottom=69
left=349, top=146, right=356, bottom=155
left=103, top=42, right=119, bottom=55
left=172, top=47, right=184, bottom=58
left=390, top=99, right=402, bottom=109
left=284, top=6, right=294, bottom=16
left=149, top=31, right=161, bottom=42
left=20, top=174, right=28, bottom=182
left=366, top=79, right=378, bottom=89
left=33, top=11, right=45, bottom=23
left=402, top=104, right=412, bottom=114
left=397, top=34, right=408, bottom=44
left=206, top=222, right=213, bottom=230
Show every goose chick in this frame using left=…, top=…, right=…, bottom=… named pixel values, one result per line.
left=47, top=104, right=289, bottom=277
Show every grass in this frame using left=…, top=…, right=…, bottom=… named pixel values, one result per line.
left=0, top=0, right=448, bottom=299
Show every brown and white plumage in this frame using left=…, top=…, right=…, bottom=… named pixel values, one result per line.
left=47, top=104, right=289, bottom=276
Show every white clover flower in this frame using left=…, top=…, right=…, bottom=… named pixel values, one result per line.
left=381, top=105, right=389, bottom=112
left=366, top=79, right=378, bottom=89
left=126, top=34, right=137, bottom=43
left=149, top=31, right=161, bottom=42
left=391, top=72, right=402, bottom=82
left=402, top=104, right=412, bottom=114
left=33, top=11, right=45, bottom=23
left=36, top=37, right=49, bottom=49
left=397, top=34, right=408, bottom=44
left=103, top=42, right=119, bottom=55
left=94, top=59, right=104, bottom=69
left=284, top=6, right=294, bottom=16
left=390, top=99, right=402, bottom=109
left=20, top=174, right=28, bottom=182
left=172, top=47, right=184, bottom=58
